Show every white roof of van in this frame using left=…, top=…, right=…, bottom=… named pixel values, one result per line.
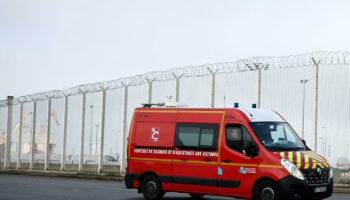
left=238, top=108, right=285, bottom=122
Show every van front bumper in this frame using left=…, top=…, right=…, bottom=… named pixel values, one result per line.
left=277, top=175, right=333, bottom=199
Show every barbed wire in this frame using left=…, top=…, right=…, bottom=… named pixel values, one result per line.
left=0, top=51, right=349, bottom=107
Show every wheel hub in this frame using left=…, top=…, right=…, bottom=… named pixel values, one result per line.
left=261, top=187, right=275, bottom=200
left=146, top=181, right=157, bottom=194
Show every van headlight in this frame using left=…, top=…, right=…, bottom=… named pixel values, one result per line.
left=281, top=158, right=304, bottom=180
left=329, top=168, right=333, bottom=179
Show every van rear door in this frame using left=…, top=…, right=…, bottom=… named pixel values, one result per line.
left=130, top=110, right=177, bottom=191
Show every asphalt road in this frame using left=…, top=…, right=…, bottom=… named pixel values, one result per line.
left=0, top=174, right=348, bottom=200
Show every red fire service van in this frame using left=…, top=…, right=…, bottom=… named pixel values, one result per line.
left=125, top=103, right=333, bottom=200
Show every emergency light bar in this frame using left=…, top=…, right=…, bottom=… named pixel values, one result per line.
left=233, top=102, right=254, bottom=118
left=234, top=102, right=257, bottom=109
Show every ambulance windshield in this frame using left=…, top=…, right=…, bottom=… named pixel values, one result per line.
left=250, top=122, right=306, bottom=151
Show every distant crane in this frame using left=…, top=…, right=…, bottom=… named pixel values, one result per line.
left=37, top=109, right=60, bottom=135
left=11, top=109, right=60, bottom=135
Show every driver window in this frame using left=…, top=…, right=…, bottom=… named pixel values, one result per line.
left=226, top=124, right=253, bottom=154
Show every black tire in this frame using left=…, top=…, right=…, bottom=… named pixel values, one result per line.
left=189, top=193, right=205, bottom=199
left=141, top=175, right=165, bottom=200
left=253, top=180, right=281, bottom=200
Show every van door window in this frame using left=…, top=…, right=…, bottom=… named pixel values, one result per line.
left=226, top=124, right=254, bottom=154
left=175, top=123, right=219, bottom=150
left=177, top=127, right=201, bottom=147
left=200, top=128, right=215, bottom=146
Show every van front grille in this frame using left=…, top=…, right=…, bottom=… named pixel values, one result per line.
left=302, top=169, right=330, bottom=184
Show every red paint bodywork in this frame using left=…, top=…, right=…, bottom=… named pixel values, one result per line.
left=127, top=107, right=290, bottom=199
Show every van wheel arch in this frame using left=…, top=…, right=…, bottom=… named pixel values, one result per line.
left=138, top=171, right=159, bottom=193
left=252, top=177, right=281, bottom=200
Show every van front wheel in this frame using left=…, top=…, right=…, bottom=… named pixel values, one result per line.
left=254, top=180, right=281, bottom=200
left=141, top=175, right=165, bottom=200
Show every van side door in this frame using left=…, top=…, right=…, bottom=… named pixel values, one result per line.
left=172, top=122, right=219, bottom=195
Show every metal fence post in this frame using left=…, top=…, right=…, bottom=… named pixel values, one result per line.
left=16, top=102, right=24, bottom=169
left=146, top=78, right=154, bottom=104
left=30, top=100, right=37, bottom=170
left=246, top=63, right=268, bottom=108
left=44, top=97, right=52, bottom=171
left=98, top=89, right=107, bottom=174
left=120, top=84, right=129, bottom=174
left=4, top=96, right=13, bottom=169
left=79, top=92, right=87, bottom=172
left=300, top=79, right=308, bottom=139
left=61, top=95, right=69, bottom=172
left=173, top=74, right=183, bottom=102
left=257, top=69, right=262, bottom=108
left=89, top=105, right=93, bottom=155
left=208, top=68, right=218, bottom=108
left=312, top=58, right=320, bottom=152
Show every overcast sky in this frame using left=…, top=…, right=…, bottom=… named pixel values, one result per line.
left=1, top=0, right=350, bottom=100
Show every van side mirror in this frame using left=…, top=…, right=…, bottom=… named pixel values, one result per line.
left=302, top=139, right=306, bottom=146
left=301, top=139, right=311, bottom=150
left=244, top=141, right=259, bottom=157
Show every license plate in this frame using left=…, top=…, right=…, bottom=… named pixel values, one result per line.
left=314, top=186, right=327, bottom=193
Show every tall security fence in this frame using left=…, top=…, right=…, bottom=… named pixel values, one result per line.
left=0, top=51, right=349, bottom=184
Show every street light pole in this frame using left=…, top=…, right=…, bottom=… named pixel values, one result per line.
left=322, top=126, right=326, bottom=156
left=318, top=136, right=323, bottom=155
left=89, top=105, right=93, bottom=155
left=300, top=79, right=308, bottom=140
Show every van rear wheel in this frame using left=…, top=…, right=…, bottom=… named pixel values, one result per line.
left=141, top=175, right=165, bottom=200
left=189, top=193, right=205, bottom=199
left=254, top=180, right=281, bottom=200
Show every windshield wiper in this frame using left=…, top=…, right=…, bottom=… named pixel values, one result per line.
left=267, top=147, right=289, bottom=151
left=287, top=147, right=306, bottom=151
left=267, top=146, right=305, bottom=151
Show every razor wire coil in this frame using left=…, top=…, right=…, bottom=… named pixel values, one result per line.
left=1, top=51, right=349, bottom=106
